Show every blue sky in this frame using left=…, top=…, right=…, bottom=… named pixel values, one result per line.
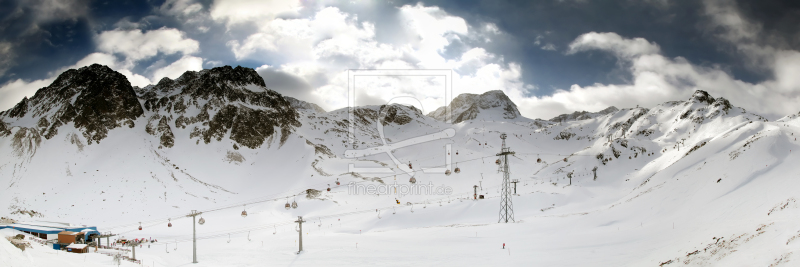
left=1, top=0, right=799, bottom=119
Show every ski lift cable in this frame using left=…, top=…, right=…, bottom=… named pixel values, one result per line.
left=158, top=181, right=507, bottom=244
left=165, top=192, right=489, bottom=243
left=105, top=175, right=494, bottom=234
left=192, top=152, right=506, bottom=212
left=163, top=220, right=299, bottom=244
left=108, top=151, right=506, bottom=230
left=102, top=179, right=342, bottom=230
left=154, top=151, right=662, bottom=245
left=100, top=187, right=312, bottom=230
left=100, top=151, right=541, bottom=231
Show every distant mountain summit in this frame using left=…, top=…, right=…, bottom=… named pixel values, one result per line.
left=0, top=64, right=143, bottom=143
left=285, top=96, right=326, bottom=114
left=549, top=106, right=619, bottom=123
left=427, top=90, right=521, bottom=123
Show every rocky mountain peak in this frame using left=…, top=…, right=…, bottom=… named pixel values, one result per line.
left=1, top=63, right=143, bottom=143
left=285, top=97, right=326, bottom=114
left=689, top=90, right=715, bottom=105
left=0, top=64, right=301, bottom=150
left=549, top=106, right=619, bottom=123
left=138, top=65, right=301, bottom=149
left=427, top=90, right=521, bottom=123
left=138, top=65, right=267, bottom=99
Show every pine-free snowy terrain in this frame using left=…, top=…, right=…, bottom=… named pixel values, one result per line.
left=2, top=65, right=800, bottom=266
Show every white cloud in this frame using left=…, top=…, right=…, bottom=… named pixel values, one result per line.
left=215, top=2, right=795, bottom=121
left=221, top=3, right=526, bottom=114
left=516, top=28, right=800, bottom=120
left=228, top=7, right=390, bottom=63
left=119, top=70, right=153, bottom=88
left=771, top=50, right=800, bottom=93
left=0, top=78, right=54, bottom=112
left=567, top=32, right=660, bottom=59
left=152, top=56, right=204, bottom=81
left=534, top=35, right=544, bottom=46
left=399, top=3, right=468, bottom=66
left=484, top=23, right=500, bottom=34
left=210, top=0, right=301, bottom=26
left=541, top=43, right=557, bottom=51
left=95, top=28, right=200, bottom=63
left=0, top=24, right=206, bottom=110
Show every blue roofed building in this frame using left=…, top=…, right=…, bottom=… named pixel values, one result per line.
left=0, top=221, right=101, bottom=245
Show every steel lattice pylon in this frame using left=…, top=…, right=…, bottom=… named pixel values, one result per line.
left=496, top=133, right=515, bottom=223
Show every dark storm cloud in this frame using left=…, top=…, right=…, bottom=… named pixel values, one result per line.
left=401, top=0, right=708, bottom=90
left=0, top=0, right=91, bottom=79
left=0, top=0, right=155, bottom=83
left=723, top=1, right=800, bottom=51
left=389, top=0, right=797, bottom=95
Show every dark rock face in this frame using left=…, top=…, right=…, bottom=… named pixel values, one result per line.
left=2, top=64, right=144, bottom=144
left=155, top=117, right=175, bottom=148
left=6, top=97, right=28, bottom=118
left=0, top=120, right=10, bottom=137
left=11, top=127, right=41, bottom=158
left=140, top=65, right=301, bottom=149
left=379, top=105, right=414, bottom=125
left=347, top=104, right=420, bottom=128
left=554, top=131, right=577, bottom=140
left=712, top=97, right=732, bottom=112
left=690, top=90, right=715, bottom=105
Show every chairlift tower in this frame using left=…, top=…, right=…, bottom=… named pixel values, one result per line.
left=128, top=240, right=142, bottom=261
left=496, top=133, right=515, bottom=223
left=186, top=210, right=202, bottom=263
left=98, top=233, right=116, bottom=248
left=295, top=216, right=306, bottom=253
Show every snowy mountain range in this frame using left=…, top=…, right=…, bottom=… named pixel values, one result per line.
left=2, top=64, right=800, bottom=266
left=549, top=106, right=619, bottom=123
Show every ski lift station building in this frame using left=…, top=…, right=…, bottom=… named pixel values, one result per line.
left=0, top=221, right=101, bottom=242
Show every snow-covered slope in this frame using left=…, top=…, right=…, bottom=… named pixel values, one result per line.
left=2, top=65, right=800, bottom=266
